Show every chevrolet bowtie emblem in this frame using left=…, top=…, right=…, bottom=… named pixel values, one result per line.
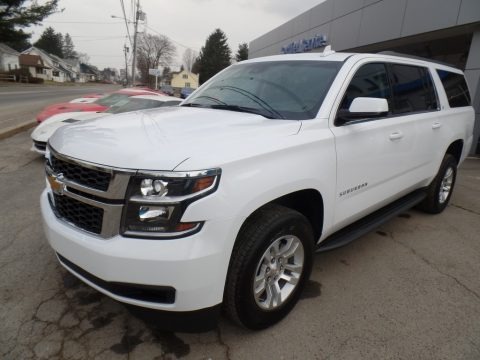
left=47, top=173, right=65, bottom=195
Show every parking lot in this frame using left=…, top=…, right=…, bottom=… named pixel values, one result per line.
left=0, top=130, right=479, bottom=359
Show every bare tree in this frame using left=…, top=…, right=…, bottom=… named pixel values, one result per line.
left=136, top=33, right=176, bottom=85
left=77, top=52, right=90, bottom=64
left=182, top=48, right=198, bottom=73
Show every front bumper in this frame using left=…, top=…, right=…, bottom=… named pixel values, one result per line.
left=31, top=140, right=47, bottom=155
left=40, top=189, right=237, bottom=312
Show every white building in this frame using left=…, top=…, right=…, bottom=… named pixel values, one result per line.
left=0, top=43, right=20, bottom=72
left=21, top=47, right=76, bottom=82
left=250, top=0, right=480, bottom=154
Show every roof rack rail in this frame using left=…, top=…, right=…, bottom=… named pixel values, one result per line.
left=377, top=51, right=459, bottom=69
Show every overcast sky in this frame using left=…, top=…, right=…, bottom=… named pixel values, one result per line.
left=29, top=0, right=323, bottom=71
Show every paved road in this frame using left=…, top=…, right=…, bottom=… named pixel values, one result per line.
left=0, top=84, right=119, bottom=131
left=1, top=131, right=480, bottom=359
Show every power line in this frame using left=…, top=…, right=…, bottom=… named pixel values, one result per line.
left=87, top=54, right=125, bottom=57
left=43, top=21, right=124, bottom=24
left=69, top=35, right=125, bottom=38
left=119, top=0, right=133, bottom=46
left=74, top=37, right=126, bottom=42
left=143, top=24, right=200, bottom=52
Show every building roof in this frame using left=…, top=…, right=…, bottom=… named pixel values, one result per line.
left=80, top=63, right=100, bottom=75
left=171, top=69, right=198, bottom=76
left=19, top=54, right=49, bottom=68
left=0, top=43, right=20, bottom=56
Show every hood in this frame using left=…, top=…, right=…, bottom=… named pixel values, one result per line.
left=49, top=106, right=302, bottom=171
left=37, top=102, right=107, bottom=122
left=44, top=102, right=105, bottom=111
left=31, top=112, right=110, bottom=142
left=69, top=97, right=99, bottom=104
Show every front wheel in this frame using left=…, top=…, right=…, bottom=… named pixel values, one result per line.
left=417, top=154, right=457, bottom=214
left=224, top=204, right=314, bottom=329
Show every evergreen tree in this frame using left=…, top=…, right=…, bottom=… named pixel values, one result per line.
left=192, top=58, right=200, bottom=75
left=161, top=66, right=171, bottom=84
left=34, top=27, right=64, bottom=57
left=0, top=0, right=59, bottom=52
left=63, top=33, right=77, bottom=59
left=197, top=29, right=231, bottom=84
left=235, top=43, right=249, bottom=62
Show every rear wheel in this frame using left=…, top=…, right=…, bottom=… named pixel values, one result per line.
left=418, top=154, right=457, bottom=214
left=224, top=204, right=314, bottom=329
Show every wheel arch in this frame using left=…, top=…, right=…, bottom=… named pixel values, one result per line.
left=445, top=139, right=464, bottom=164
left=237, top=189, right=324, bottom=243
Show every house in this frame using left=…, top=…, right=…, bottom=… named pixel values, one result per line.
left=101, top=67, right=118, bottom=83
left=170, top=70, right=199, bottom=90
left=65, top=58, right=87, bottom=82
left=21, top=47, right=76, bottom=82
left=0, top=43, right=20, bottom=72
left=19, top=54, right=50, bottom=79
left=80, top=63, right=100, bottom=82
left=49, top=54, right=77, bottom=82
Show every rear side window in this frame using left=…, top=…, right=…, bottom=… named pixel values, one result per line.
left=436, top=70, right=471, bottom=108
left=390, top=64, right=438, bottom=114
left=339, top=63, right=391, bottom=110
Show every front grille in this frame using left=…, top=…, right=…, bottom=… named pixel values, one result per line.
left=34, top=140, right=47, bottom=152
left=53, top=194, right=104, bottom=234
left=57, top=253, right=176, bottom=304
left=51, top=156, right=111, bottom=191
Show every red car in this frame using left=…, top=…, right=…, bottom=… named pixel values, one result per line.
left=36, top=88, right=164, bottom=123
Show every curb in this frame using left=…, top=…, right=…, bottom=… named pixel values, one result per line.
left=0, top=120, right=36, bottom=141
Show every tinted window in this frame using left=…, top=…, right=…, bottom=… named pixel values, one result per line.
left=390, top=65, right=438, bottom=114
left=183, top=61, right=342, bottom=120
left=437, top=70, right=471, bottom=108
left=339, top=63, right=391, bottom=111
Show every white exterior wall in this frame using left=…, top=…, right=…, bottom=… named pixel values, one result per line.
left=0, top=53, right=19, bottom=72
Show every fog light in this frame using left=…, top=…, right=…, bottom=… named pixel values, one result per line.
left=138, top=206, right=170, bottom=222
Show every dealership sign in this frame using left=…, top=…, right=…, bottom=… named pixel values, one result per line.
left=281, top=34, right=328, bottom=54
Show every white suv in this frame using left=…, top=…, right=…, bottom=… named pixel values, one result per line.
left=41, top=51, right=475, bottom=330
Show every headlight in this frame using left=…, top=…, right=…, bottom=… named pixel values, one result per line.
left=121, top=169, right=221, bottom=239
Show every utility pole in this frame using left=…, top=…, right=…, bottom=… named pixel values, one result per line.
left=123, top=45, right=129, bottom=86
left=131, top=0, right=140, bottom=86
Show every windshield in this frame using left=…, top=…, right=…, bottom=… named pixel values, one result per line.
left=183, top=60, right=342, bottom=120
left=106, top=98, right=180, bottom=114
left=95, top=93, right=130, bottom=106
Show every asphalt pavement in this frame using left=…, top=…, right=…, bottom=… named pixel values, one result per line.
left=0, top=84, right=119, bottom=137
left=1, top=130, right=480, bottom=359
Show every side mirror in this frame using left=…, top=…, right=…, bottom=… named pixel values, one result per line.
left=336, top=97, right=389, bottom=126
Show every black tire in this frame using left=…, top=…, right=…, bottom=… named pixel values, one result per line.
left=417, top=154, right=457, bottom=214
left=224, top=204, right=314, bottom=329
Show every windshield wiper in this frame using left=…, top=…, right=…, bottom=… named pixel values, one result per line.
left=209, top=85, right=285, bottom=119
left=182, top=96, right=227, bottom=107
left=209, top=104, right=276, bottom=119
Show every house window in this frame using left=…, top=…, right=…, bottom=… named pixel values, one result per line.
left=182, top=74, right=188, bottom=79
left=185, top=82, right=190, bottom=88
left=53, top=70, right=60, bottom=77
left=8, top=64, right=11, bottom=71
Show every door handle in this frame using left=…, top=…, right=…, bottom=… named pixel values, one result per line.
left=432, top=122, right=442, bottom=129
left=389, top=131, right=404, bottom=141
